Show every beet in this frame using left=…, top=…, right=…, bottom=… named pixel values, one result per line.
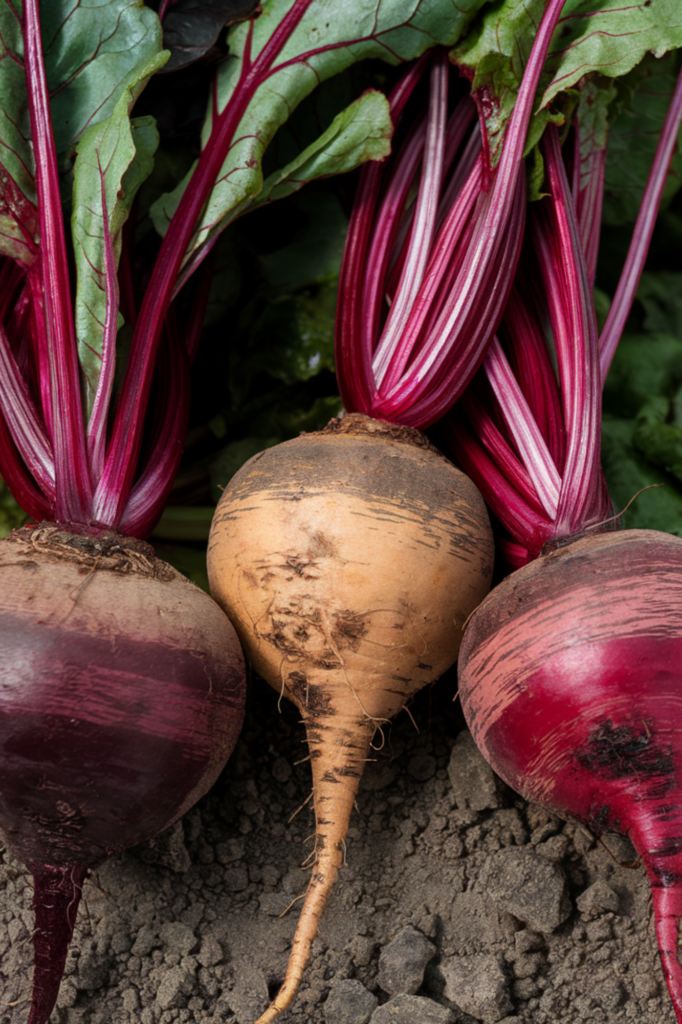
left=0, top=523, right=245, bottom=1024
left=458, top=528, right=682, bottom=1020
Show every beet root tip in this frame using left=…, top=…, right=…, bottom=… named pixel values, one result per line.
left=650, top=872, right=682, bottom=1024
left=28, top=864, right=87, bottom=1024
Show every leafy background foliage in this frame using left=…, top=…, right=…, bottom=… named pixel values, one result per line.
left=4, top=0, right=682, bottom=580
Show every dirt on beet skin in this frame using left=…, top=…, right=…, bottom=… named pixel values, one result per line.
left=0, top=670, right=672, bottom=1024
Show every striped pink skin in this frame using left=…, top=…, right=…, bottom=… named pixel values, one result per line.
left=458, top=529, right=682, bottom=1021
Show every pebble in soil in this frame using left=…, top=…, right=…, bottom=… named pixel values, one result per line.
left=0, top=672, right=673, bottom=1024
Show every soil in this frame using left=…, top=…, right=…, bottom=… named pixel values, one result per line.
left=0, top=670, right=674, bottom=1024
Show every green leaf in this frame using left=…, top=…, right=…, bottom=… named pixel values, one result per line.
left=452, top=0, right=682, bottom=164
left=0, top=474, right=27, bottom=536
left=150, top=0, right=490, bottom=256
left=542, top=0, right=682, bottom=109
left=0, top=0, right=164, bottom=261
left=636, top=270, right=682, bottom=338
left=526, top=142, right=547, bottom=203
left=204, top=231, right=242, bottom=327
left=0, top=2, right=37, bottom=263
left=603, top=53, right=682, bottom=224
left=601, top=414, right=682, bottom=535
left=602, top=333, right=682, bottom=419
left=42, top=1, right=164, bottom=164
left=601, top=330, right=682, bottom=534
left=247, top=277, right=338, bottom=385
left=71, top=52, right=167, bottom=407
left=252, top=89, right=392, bottom=208
left=633, top=396, right=682, bottom=484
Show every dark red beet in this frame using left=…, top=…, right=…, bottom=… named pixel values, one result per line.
left=0, top=523, right=245, bottom=1024
left=458, top=529, right=682, bottom=1021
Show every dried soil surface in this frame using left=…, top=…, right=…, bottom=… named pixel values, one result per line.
left=0, top=673, right=673, bottom=1024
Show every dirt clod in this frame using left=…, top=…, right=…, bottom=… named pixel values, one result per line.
left=481, top=848, right=570, bottom=934
left=376, top=926, right=435, bottom=996
left=370, top=993, right=455, bottom=1023
left=324, top=978, right=378, bottom=1023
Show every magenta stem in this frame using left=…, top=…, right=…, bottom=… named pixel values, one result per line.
left=23, top=0, right=91, bottom=521
left=344, top=0, right=570, bottom=428
left=0, top=321, right=54, bottom=494
left=94, top=0, right=314, bottom=528
left=373, top=51, right=449, bottom=388
left=536, top=127, right=602, bottom=537
left=571, top=121, right=606, bottom=288
left=483, top=335, right=560, bottom=517
left=335, top=55, right=431, bottom=415
left=651, top=881, right=682, bottom=1024
left=600, top=63, right=682, bottom=379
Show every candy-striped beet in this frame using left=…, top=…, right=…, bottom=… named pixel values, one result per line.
left=458, top=529, right=682, bottom=1020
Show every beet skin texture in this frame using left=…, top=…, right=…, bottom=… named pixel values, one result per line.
left=459, top=529, right=682, bottom=1023
left=0, top=524, right=245, bottom=1024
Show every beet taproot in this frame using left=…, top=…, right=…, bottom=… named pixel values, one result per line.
left=207, top=413, right=493, bottom=1020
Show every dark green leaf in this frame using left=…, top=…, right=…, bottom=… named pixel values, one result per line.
left=453, top=0, right=682, bottom=164
left=603, top=53, right=682, bottom=225
left=204, top=231, right=242, bottom=326
left=252, top=89, right=392, bottom=209
left=602, top=333, right=682, bottom=419
left=636, top=271, right=682, bottom=338
left=151, top=0, right=490, bottom=255
left=247, top=278, right=338, bottom=385
left=0, top=0, right=164, bottom=260
left=601, top=414, right=682, bottom=534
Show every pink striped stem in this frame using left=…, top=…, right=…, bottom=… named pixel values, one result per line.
left=571, top=121, right=606, bottom=288
left=364, top=116, right=427, bottom=355
left=460, top=386, right=547, bottom=515
left=0, top=398, right=53, bottom=521
left=448, top=414, right=549, bottom=550
left=118, top=320, right=190, bottom=537
left=94, top=0, right=316, bottom=528
left=483, top=335, right=561, bottom=518
left=0, top=320, right=54, bottom=496
left=24, top=0, right=91, bottom=521
left=335, top=55, right=430, bottom=414
left=536, top=126, right=602, bottom=538
left=337, top=0, right=570, bottom=429
left=373, top=51, right=449, bottom=388
left=501, top=283, right=566, bottom=470
left=600, top=63, right=682, bottom=379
